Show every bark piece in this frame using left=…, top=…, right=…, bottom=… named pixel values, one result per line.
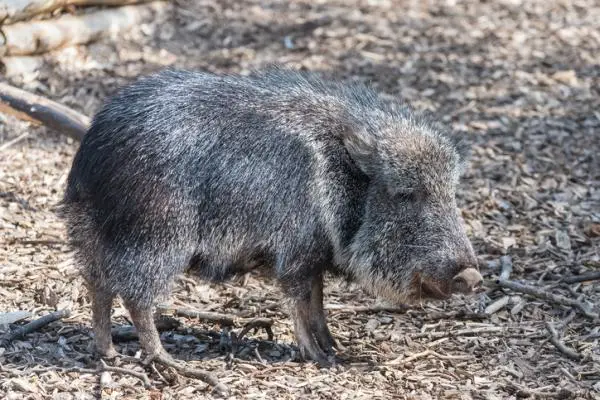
left=0, top=2, right=167, bottom=56
left=0, top=0, right=157, bottom=24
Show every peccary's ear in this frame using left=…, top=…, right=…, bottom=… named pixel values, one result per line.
left=338, top=126, right=377, bottom=175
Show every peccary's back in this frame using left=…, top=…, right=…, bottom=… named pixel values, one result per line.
left=64, top=69, right=368, bottom=280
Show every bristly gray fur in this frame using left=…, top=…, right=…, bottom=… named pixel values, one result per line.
left=62, top=66, right=476, bottom=311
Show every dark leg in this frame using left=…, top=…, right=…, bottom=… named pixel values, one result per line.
left=290, top=295, right=332, bottom=366
left=89, top=285, right=117, bottom=358
left=124, top=301, right=228, bottom=394
left=309, top=274, right=339, bottom=354
left=279, top=262, right=334, bottom=366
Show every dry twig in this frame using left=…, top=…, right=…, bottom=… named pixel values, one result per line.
left=545, top=322, right=582, bottom=361
left=485, top=295, right=510, bottom=314
left=426, top=310, right=489, bottom=321
left=493, top=279, right=598, bottom=320
left=324, top=304, right=409, bottom=313
left=499, top=255, right=513, bottom=280
left=386, top=349, right=473, bottom=365
left=409, top=326, right=504, bottom=340
left=562, top=271, right=600, bottom=284
left=0, top=132, right=29, bottom=151
left=236, top=318, right=274, bottom=341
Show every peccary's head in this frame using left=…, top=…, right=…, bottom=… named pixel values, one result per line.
left=343, top=114, right=482, bottom=304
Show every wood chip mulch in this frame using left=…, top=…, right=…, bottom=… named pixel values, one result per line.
left=1, top=0, right=599, bottom=398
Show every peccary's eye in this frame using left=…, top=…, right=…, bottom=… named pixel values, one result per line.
left=391, top=187, right=420, bottom=202
left=401, top=191, right=420, bottom=202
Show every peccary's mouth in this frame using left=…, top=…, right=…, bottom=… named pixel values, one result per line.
left=414, top=268, right=484, bottom=301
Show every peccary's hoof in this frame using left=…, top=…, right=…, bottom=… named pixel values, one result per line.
left=99, top=347, right=119, bottom=360
left=313, top=353, right=338, bottom=368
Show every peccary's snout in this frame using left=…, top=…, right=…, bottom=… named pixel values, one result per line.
left=452, top=267, right=483, bottom=294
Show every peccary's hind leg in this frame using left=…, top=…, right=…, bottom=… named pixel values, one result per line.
left=124, top=300, right=228, bottom=394
left=123, top=301, right=174, bottom=363
left=89, top=284, right=118, bottom=358
left=309, top=274, right=339, bottom=354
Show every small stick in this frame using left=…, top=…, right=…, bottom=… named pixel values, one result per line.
left=386, top=349, right=473, bottom=365
left=151, top=352, right=228, bottom=395
left=493, top=279, right=598, bottom=320
left=426, top=310, right=489, bottom=321
left=324, top=304, right=409, bottom=314
left=100, top=359, right=152, bottom=389
left=545, top=322, right=582, bottom=361
left=505, top=381, right=571, bottom=399
left=562, top=271, right=600, bottom=284
left=499, top=255, right=513, bottom=280
left=236, top=318, right=274, bottom=341
left=409, top=326, right=504, bottom=340
left=0, top=132, right=29, bottom=151
left=3, top=309, right=70, bottom=343
left=386, top=349, right=431, bottom=365
left=485, top=296, right=510, bottom=315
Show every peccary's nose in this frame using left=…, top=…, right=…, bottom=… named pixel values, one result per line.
left=452, top=268, right=483, bottom=294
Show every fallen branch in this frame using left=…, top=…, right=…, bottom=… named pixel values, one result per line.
left=493, top=279, right=598, bottom=320
left=545, top=322, right=582, bottom=361
left=0, top=0, right=157, bottom=24
left=0, top=2, right=167, bottom=56
left=3, top=308, right=70, bottom=343
left=0, top=82, right=89, bottom=140
left=562, top=271, right=600, bottom=284
left=324, top=304, right=409, bottom=314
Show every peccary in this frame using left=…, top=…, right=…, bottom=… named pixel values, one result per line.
left=62, top=68, right=482, bottom=367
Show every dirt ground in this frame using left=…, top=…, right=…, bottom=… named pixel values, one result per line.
left=1, top=0, right=599, bottom=399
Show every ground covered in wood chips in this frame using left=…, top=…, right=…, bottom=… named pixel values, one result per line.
left=1, top=0, right=599, bottom=399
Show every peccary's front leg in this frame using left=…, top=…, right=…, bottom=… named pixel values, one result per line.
left=280, top=269, right=335, bottom=366
left=290, top=295, right=333, bottom=366
left=309, top=274, right=338, bottom=354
